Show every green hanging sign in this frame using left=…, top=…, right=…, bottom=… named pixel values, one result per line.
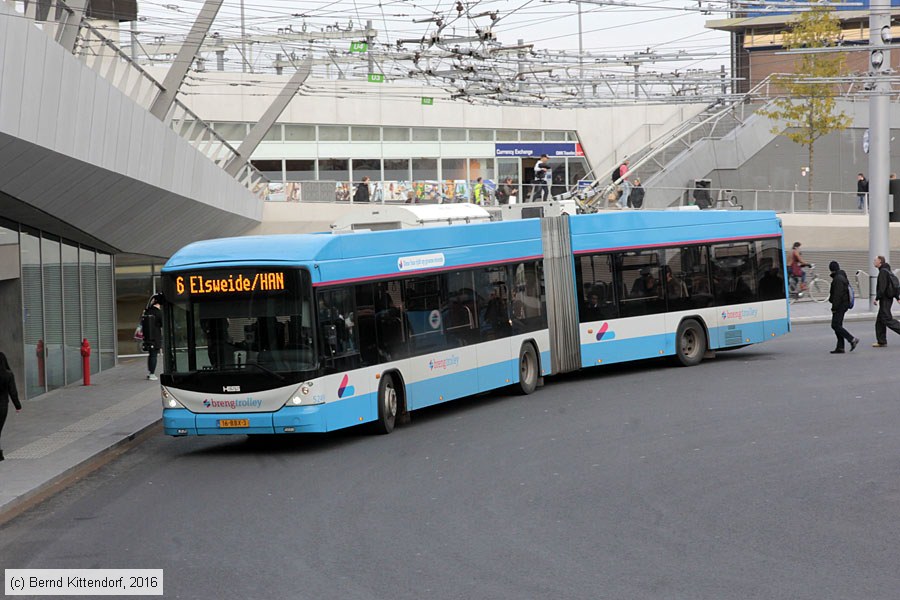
left=349, top=41, right=368, bottom=53
left=368, top=73, right=385, bottom=83
left=421, top=97, right=434, bottom=106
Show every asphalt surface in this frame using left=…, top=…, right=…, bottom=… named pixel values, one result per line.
left=3, top=323, right=900, bottom=600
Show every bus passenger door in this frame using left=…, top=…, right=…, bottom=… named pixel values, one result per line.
left=475, top=271, right=514, bottom=393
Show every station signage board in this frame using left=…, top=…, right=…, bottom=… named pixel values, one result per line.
left=495, top=143, right=584, bottom=158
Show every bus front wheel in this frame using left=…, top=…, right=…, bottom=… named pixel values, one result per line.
left=374, top=374, right=398, bottom=434
left=676, top=320, right=706, bottom=367
left=517, top=344, right=539, bottom=395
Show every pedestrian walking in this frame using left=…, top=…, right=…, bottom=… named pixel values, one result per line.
left=532, top=155, right=550, bottom=202
left=629, top=178, right=645, bottom=209
left=353, top=176, right=371, bottom=203
left=0, top=351, right=22, bottom=461
left=473, top=177, right=484, bottom=205
left=857, top=173, right=868, bottom=211
left=872, top=255, right=900, bottom=346
left=142, top=296, right=163, bottom=380
left=617, top=159, right=631, bottom=209
left=827, top=261, right=859, bottom=354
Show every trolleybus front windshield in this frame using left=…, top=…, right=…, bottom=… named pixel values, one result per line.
left=161, top=268, right=316, bottom=387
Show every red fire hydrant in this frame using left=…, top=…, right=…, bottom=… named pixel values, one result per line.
left=81, top=338, right=91, bottom=386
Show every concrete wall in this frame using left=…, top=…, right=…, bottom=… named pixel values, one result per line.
left=170, top=70, right=707, bottom=179
left=0, top=1, right=263, bottom=256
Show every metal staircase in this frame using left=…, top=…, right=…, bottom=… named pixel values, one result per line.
left=567, top=76, right=781, bottom=212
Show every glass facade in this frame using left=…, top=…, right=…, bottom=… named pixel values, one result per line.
left=1, top=220, right=115, bottom=399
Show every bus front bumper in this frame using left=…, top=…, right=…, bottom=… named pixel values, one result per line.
left=163, top=406, right=328, bottom=436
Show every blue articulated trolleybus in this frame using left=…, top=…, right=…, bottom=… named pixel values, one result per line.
left=160, top=210, right=789, bottom=436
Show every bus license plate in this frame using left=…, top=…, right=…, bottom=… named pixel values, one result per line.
left=219, top=419, right=250, bottom=428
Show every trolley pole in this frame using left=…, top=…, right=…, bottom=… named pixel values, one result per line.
left=868, top=0, right=891, bottom=310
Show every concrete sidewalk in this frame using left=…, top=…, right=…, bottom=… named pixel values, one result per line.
left=789, top=297, right=879, bottom=324
left=0, top=357, right=161, bottom=525
left=0, top=301, right=889, bottom=525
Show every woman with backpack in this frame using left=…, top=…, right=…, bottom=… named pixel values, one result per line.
left=0, top=351, right=22, bottom=461
left=826, top=261, right=859, bottom=354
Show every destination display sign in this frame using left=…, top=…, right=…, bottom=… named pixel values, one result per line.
left=168, top=270, right=288, bottom=298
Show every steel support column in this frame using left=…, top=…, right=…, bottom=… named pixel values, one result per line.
left=224, top=59, right=312, bottom=177
left=868, top=0, right=891, bottom=309
left=149, top=0, right=223, bottom=120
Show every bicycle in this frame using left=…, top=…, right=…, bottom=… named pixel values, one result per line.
left=788, top=263, right=829, bottom=303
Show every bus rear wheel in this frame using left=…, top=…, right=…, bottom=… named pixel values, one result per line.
left=676, top=320, right=706, bottom=367
left=374, top=374, right=398, bottom=434
left=517, top=344, right=539, bottom=395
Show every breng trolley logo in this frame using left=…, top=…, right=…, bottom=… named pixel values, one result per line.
left=202, top=398, right=262, bottom=409
left=721, top=308, right=759, bottom=321
left=429, top=355, right=460, bottom=370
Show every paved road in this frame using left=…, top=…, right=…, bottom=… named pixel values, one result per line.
left=3, top=324, right=900, bottom=600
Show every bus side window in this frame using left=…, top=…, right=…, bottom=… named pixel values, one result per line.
left=316, top=288, right=360, bottom=372
left=375, top=281, right=408, bottom=362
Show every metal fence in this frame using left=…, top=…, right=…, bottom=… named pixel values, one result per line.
left=268, top=180, right=880, bottom=215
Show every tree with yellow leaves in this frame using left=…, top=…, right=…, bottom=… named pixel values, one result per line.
left=759, top=5, right=851, bottom=208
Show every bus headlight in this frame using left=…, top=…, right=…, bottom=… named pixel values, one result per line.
left=289, top=382, right=321, bottom=406
left=161, top=386, right=185, bottom=409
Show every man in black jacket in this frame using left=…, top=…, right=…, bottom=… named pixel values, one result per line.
left=143, top=296, right=164, bottom=380
left=872, top=255, right=900, bottom=346
left=827, top=261, right=859, bottom=354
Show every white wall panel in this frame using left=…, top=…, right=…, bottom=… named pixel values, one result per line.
left=101, top=90, right=123, bottom=172
left=0, top=17, right=27, bottom=139
left=54, top=52, right=81, bottom=156
left=36, top=40, right=63, bottom=149
left=18, top=27, right=47, bottom=144
left=87, top=85, right=109, bottom=166
left=115, top=99, right=134, bottom=176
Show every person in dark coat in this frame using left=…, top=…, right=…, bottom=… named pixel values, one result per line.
left=144, top=296, right=163, bottom=380
left=826, top=261, right=859, bottom=354
left=0, top=351, right=22, bottom=461
left=628, top=178, right=645, bottom=209
left=872, top=255, right=900, bottom=346
left=353, top=176, right=371, bottom=203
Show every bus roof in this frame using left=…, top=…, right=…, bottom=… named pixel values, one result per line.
left=162, top=210, right=782, bottom=285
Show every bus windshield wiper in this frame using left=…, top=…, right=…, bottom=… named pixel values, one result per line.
left=221, top=362, right=286, bottom=381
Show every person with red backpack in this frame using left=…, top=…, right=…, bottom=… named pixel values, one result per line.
left=872, top=255, right=900, bottom=347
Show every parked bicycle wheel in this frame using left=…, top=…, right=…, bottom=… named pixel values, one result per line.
left=808, top=278, right=829, bottom=303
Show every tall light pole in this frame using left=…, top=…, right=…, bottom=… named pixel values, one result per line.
left=868, top=0, right=891, bottom=309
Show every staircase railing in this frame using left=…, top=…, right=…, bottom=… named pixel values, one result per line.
left=565, top=75, right=785, bottom=212
left=13, top=0, right=268, bottom=198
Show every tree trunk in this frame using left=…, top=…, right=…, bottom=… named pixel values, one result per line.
left=808, top=141, right=815, bottom=209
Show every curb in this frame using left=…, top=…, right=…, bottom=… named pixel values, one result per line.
left=0, top=420, right=161, bottom=527
left=791, top=313, right=878, bottom=325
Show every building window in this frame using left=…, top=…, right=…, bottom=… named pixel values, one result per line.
left=352, top=158, right=381, bottom=184
left=442, top=158, right=467, bottom=180
left=285, top=124, right=315, bottom=141
left=520, top=130, right=542, bottom=141
left=412, top=158, right=438, bottom=180
left=263, top=124, right=283, bottom=142
left=319, top=159, right=350, bottom=182
left=319, top=125, right=349, bottom=141
left=441, top=129, right=466, bottom=142
left=496, top=130, right=518, bottom=141
left=251, top=160, right=284, bottom=184
left=215, top=122, right=247, bottom=141
left=21, top=229, right=44, bottom=399
left=468, top=129, right=494, bottom=142
left=286, top=160, right=316, bottom=181
left=412, top=128, right=439, bottom=142
left=544, top=131, right=567, bottom=141
left=383, top=127, right=410, bottom=142
left=351, top=126, right=380, bottom=142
